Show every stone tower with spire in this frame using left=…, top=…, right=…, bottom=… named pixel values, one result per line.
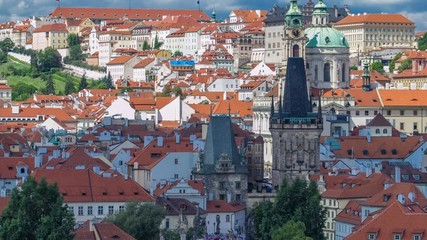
left=270, top=57, right=323, bottom=187
left=283, top=0, right=306, bottom=68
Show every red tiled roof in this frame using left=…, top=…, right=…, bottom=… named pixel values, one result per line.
left=345, top=202, right=427, bottom=240
left=335, top=14, right=414, bottom=25
left=32, top=168, right=153, bottom=203
left=0, top=157, right=34, bottom=179
left=50, top=7, right=210, bottom=21
left=133, top=58, right=155, bottom=68
left=379, top=90, right=427, bottom=106
left=106, top=55, right=135, bottom=65
left=34, top=23, right=67, bottom=33
left=74, top=221, right=136, bottom=240
left=207, top=200, right=245, bottom=213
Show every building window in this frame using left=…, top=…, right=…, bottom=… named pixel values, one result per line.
left=109, top=206, right=114, bottom=215
left=394, top=234, right=402, bottom=240
left=219, top=194, right=225, bottom=200
left=226, top=214, right=230, bottom=222
left=355, top=111, right=360, bottom=116
left=365, top=111, right=369, bottom=116
left=165, top=218, right=170, bottom=229
left=413, top=234, right=421, bottom=240
left=414, top=110, right=418, bottom=116
left=387, top=110, right=391, bottom=116
left=68, top=206, right=74, bottom=213
left=400, top=110, right=404, bottom=116
left=236, top=194, right=241, bottom=201
left=174, top=158, right=178, bottom=164
left=87, top=206, right=93, bottom=215
left=98, top=206, right=104, bottom=215
left=119, top=206, right=125, bottom=213
left=235, top=181, right=241, bottom=190
left=375, top=129, right=380, bottom=134
left=400, top=122, right=404, bottom=130
left=78, top=206, right=83, bottom=216
left=414, top=122, right=418, bottom=130
left=324, top=63, right=331, bottom=82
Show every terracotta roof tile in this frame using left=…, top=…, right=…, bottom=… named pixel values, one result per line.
left=335, top=14, right=414, bottom=25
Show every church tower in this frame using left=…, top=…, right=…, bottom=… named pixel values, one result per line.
left=270, top=57, right=323, bottom=188
left=362, top=61, right=371, bottom=91
left=283, top=0, right=306, bottom=67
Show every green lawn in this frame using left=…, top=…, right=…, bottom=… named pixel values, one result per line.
left=1, top=60, right=80, bottom=95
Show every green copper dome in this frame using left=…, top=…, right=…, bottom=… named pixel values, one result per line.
left=313, top=0, right=328, bottom=15
left=305, top=27, right=349, bottom=48
left=286, top=0, right=302, bottom=16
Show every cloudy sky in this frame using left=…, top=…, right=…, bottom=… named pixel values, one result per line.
left=2, top=0, right=426, bottom=30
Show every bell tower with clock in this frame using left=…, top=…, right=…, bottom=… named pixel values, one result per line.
left=283, top=0, right=306, bottom=67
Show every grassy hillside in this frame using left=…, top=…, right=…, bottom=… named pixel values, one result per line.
left=1, top=59, right=80, bottom=96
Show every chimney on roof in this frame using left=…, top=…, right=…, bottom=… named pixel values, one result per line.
left=133, top=162, right=139, bottom=170
left=11, top=104, right=20, bottom=114
left=395, top=166, right=401, bottom=183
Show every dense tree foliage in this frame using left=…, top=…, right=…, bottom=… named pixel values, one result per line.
left=349, top=65, right=358, bottom=71
left=106, top=201, right=165, bottom=240
left=389, top=52, right=403, bottom=72
left=418, top=32, right=427, bottom=51
left=64, top=78, right=76, bottom=95
left=102, top=72, right=113, bottom=89
left=398, top=58, right=412, bottom=73
left=78, top=73, right=88, bottom=91
left=154, top=35, right=162, bottom=50
left=0, top=38, right=14, bottom=53
left=272, top=220, right=313, bottom=240
left=370, top=61, right=384, bottom=73
left=43, top=74, right=56, bottom=94
left=11, top=82, right=38, bottom=101
left=143, top=41, right=151, bottom=50
left=253, top=179, right=326, bottom=240
left=38, top=47, right=62, bottom=72
left=67, top=33, right=80, bottom=46
left=0, top=177, right=74, bottom=240
left=173, top=50, right=183, bottom=57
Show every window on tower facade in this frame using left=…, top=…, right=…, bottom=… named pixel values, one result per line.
left=292, top=44, right=300, bottom=57
left=324, top=63, right=331, bottom=82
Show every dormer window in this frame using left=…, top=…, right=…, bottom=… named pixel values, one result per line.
left=394, top=234, right=402, bottom=240
left=368, top=233, right=376, bottom=240
left=413, top=234, right=422, bottom=240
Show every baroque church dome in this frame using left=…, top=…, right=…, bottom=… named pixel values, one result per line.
left=305, top=0, right=349, bottom=48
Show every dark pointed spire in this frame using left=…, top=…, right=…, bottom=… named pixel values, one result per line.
left=270, top=95, right=275, bottom=117
left=278, top=94, right=283, bottom=118
left=318, top=93, right=322, bottom=123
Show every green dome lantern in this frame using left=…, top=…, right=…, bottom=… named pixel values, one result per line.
left=305, top=27, right=349, bottom=48
left=285, top=0, right=303, bottom=27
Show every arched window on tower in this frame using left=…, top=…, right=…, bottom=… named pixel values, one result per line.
left=314, top=65, right=318, bottom=81
left=342, top=63, right=346, bottom=82
left=324, top=63, right=331, bottom=82
left=293, top=44, right=300, bottom=57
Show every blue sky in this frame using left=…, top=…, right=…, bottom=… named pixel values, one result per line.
left=2, top=0, right=426, bottom=30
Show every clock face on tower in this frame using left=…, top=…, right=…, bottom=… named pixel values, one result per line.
left=292, top=29, right=300, bottom=38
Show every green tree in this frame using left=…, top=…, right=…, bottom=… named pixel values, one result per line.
left=389, top=52, right=403, bottom=72
left=67, top=33, right=80, bottom=46
left=154, top=35, right=162, bottom=50
left=161, top=84, right=172, bottom=97
left=44, top=74, right=55, bottom=94
left=173, top=50, right=183, bottom=57
left=143, top=40, right=151, bottom=50
left=253, top=179, right=326, bottom=240
left=38, top=47, right=62, bottom=72
left=272, top=220, right=312, bottom=240
left=78, top=73, right=88, bottom=90
left=0, top=37, right=15, bottom=52
left=64, top=78, right=76, bottom=95
left=0, top=51, right=7, bottom=63
left=103, top=72, right=113, bottom=89
left=370, top=61, right=384, bottom=73
left=30, top=51, right=39, bottom=71
left=418, top=32, right=427, bottom=50
left=0, top=177, right=74, bottom=240
left=106, top=201, right=165, bottom=240
left=161, top=229, right=180, bottom=240
left=349, top=65, right=358, bottom=71
left=11, top=82, right=38, bottom=101
left=172, top=86, right=183, bottom=98
left=398, top=58, right=412, bottom=73
left=69, top=45, right=84, bottom=61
